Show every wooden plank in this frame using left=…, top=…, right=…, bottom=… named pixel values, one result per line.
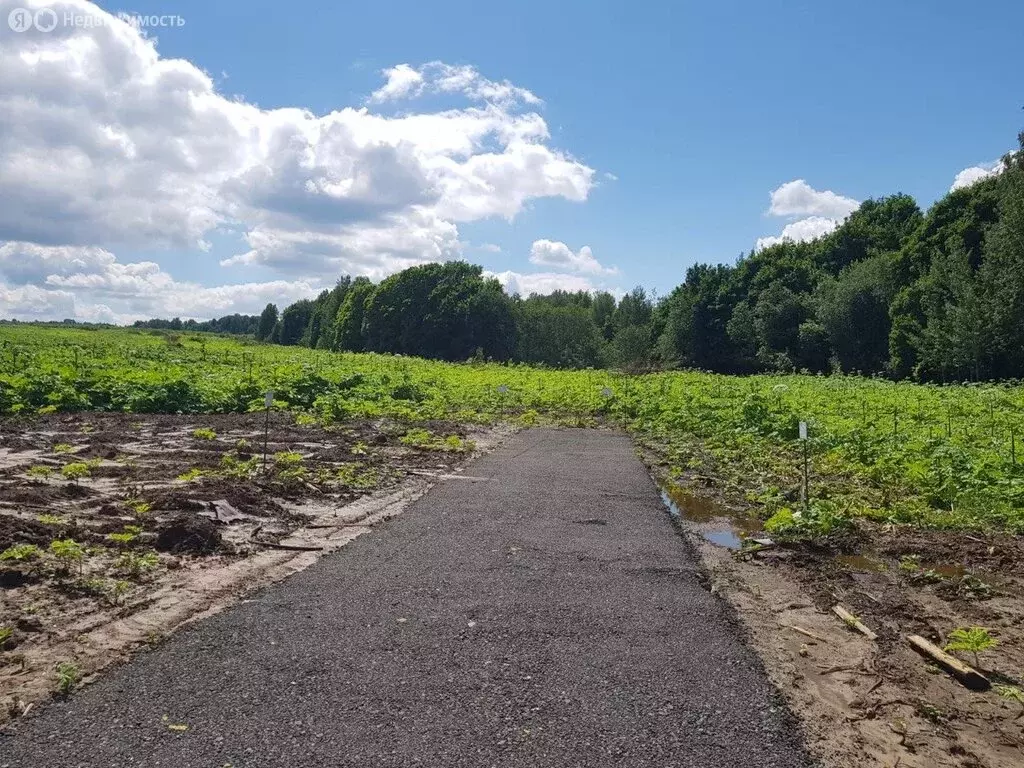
left=907, top=635, right=991, bottom=691
left=831, top=605, right=878, bottom=641
left=781, top=624, right=829, bottom=643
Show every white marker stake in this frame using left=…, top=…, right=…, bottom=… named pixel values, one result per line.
left=263, top=390, right=273, bottom=473
left=799, top=421, right=809, bottom=507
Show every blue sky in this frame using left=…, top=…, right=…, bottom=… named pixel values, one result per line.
left=0, top=0, right=1020, bottom=320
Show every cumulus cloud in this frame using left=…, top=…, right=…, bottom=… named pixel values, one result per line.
left=755, top=216, right=842, bottom=251
left=368, top=64, right=425, bottom=103
left=0, top=0, right=597, bottom=320
left=756, top=180, right=860, bottom=252
left=369, top=62, right=542, bottom=107
left=768, top=180, right=860, bottom=219
left=950, top=160, right=1005, bottom=191
left=0, top=243, right=319, bottom=323
left=486, top=270, right=599, bottom=297
left=528, top=239, right=616, bottom=275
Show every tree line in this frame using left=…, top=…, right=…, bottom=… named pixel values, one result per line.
left=152, top=130, right=1024, bottom=381
left=133, top=314, right=259, bottom=336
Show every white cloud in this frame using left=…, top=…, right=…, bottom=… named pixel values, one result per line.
left=486, top=270, right=599, bottom=296
left=950, top=160, right=1005, bottom=191
left=0, top=242, right=318, bottom=323
left=369, top=64, right=425, bottom=103
left=0, top=0, right=596, bottom=312
left=528, top=239, right=617, bottom=275
left=755, top=216, right=842, bottom=251
left=0, top=283, right=76, bottom=319
left=0, top=242, right=116, bottom=284
left=477, top=243, right=502, bottom=253
left=369, top=62, right=542, bottom=107
left=767, top=180, right=860, bottom=219
left=755, top=179, right=860, bottom=252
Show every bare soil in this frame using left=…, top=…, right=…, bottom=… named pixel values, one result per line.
left=0, top=412, right=510, bottom=723
left=657, top=481, right=1024, bottom=767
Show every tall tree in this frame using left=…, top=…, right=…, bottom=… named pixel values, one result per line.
left=279, top=300, right=314, bottom=346
left=255, top=304, right=278, bottom=342
left=816, top=255, right=895, bottom=373
left=333, top=278, right=375, bottom=352
left=978, top=133, right=1024, bottom=377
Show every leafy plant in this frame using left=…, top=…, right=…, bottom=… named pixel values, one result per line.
left=26, top=465, right=53, bottom=480
left=763, top=501, right=852, bottom=541
left=272, top=451, right=307, bottom=483
left=109, top=579, right=132, bottom=606
left=37, top=514, right=67, bottom=526
left=176, top=468, right=204, bottom=482
left=944, top=627, right=998, bottom=668
left=52, top=443, right=75, bottom=455
left=125, top=499, right=151, bottom=516
left=400, top=429, right=474, bottom=453
left=49, top=538, right=86, bottom=575
left=115, top=550, right=159, bottom=578
left=220, top=453, right=259, bottom=479
left=399, top=428, right=433, bottom=447
left=106, top=525, right=143, bottom=545
left=55, top=661, right=82, bottom=694
left=0, top=626, right=13, bottom=646
left=994, top=684, right=1024, bottom=714
left=60, top=462, right=91, bottom=484
left=192, top=427, right=217, bottom=440
left=1, top=543, right=41, bottom=562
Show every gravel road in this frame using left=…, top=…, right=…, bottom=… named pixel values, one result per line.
left=1, top=428, right=813, bottom=767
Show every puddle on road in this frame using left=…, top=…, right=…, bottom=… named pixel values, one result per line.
left=659, top=484, right=762, bottom=550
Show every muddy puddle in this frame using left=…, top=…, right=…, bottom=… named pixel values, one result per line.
left=659, top=483, right=763, bottom=549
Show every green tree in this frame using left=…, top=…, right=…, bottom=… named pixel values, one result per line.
left=514, top=299, right=604, bottom=368
left=978, top=133, right=1024, bottom=377
left=362, top=263, right=516, bottom=361
left=279, top=299, right=314, bottom=346
left=591, top=291, right=617, bottom=341
left=333, top=278, right=375, bottom=352
left=816, top=255, right=895, bottom=373
left=753, top=282, right=808, bottom=369
left=918, top=246, right=990, bottom=380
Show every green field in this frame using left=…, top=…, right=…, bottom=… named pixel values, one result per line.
left=3, top=324, right=1024, bottom=535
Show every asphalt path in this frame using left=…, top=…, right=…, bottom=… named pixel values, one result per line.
left=1, top=428, right=812, bottom=767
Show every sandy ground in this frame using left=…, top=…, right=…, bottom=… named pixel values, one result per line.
left=658, top=482, right=1024, bottom=767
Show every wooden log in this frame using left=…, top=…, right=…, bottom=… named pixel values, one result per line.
left=781, top=624, right=829, bottom=643
left=907, top=635, right=991, bottom=691
left=831, top=605, right=878, bottom=641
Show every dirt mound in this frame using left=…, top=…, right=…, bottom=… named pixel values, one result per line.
left=0, top=516, right=52, bottom=550
left=149, top=491, right=207, bottom=512
left=155, top=514, right=222, bottom=554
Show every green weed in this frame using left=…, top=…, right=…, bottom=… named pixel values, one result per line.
left=60, top=462, right=91, bottom=484
left=26, top=465, right=53, bottom=480
left=0, top=543, right=41, bottom=562
left=55, top=661, right=82, bottom=694
left=944, top=627, right=998, bottom=668
left=49, top=538, right=86, bottom=575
